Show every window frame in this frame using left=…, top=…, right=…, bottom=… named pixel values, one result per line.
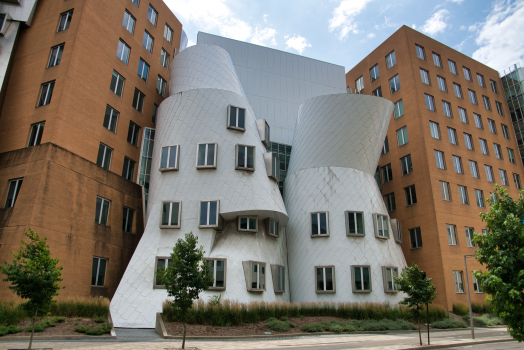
left=432, top=52, right=442, bottom=67
left=235, top=144, right=255, bottom=172
left=440, top=180, right=451, bottom=201
left=389, top=74, right=400, bottom=93
left=245, top=261, right=266, bottom=292
left=28, top=121, right=45, bottom=147
left=499, top=169, right=508, bottom=186
left=310, top=211, right=329, bottom=237
left=448, top=60, right=457, bottom=74
left=490, top=79, right=498, bottom=93
left=164, top=24, right=173, bottom=43
left=458, top=185, right=469, bottom=205
left=110, top=70, right=125, bottom=97
left=137, top=58, right=150, bottom=81
left=159, top=145, right=180, bottom=172
left=482, top=95, right=491, bottom=110
left=479, top=138, right=489, bottom=155
left=463, top=67, right=472, bottom=81
left=352, top=265, right=372, bottom=293
left=475, top=189, right=485, bottom=208
left=57, top=10, right=73, bottom=32
left=386, top=50, right=396, bottom=69
left=382, top=266, right=399, bottom=293
left=437, top=76, right=447, bottom=92
left=198, top=200, right=220, bottom=228
left=122, top=206, right=134, bottom=233
left=117, top=39, right=131, bottom=65
left=266, top=218, right=280, bottom=238
left=37, top=81, right=55, bottom=107
left=452, top=155, right=463, bottom=174
left=384, top=193, right=396, bottom=212
left=373, top=213, right=389, bottom=239
left=453, top=83, right=463, bottom=98
left=415, top=44, right=426, bottom=60
left=355, top=76, right=364, bottom=93
left=435, top=150, right=445, bottom=170
left=425, top=94, right=435, bottom=111
left=382, top=163, right=392, bottom=183
left=91, top=256, right=108, bottom=287
left=160, top=201, right=182, bottom=229
left=494, top=143, right=502, bottom=160
left=127, top=120, right=140, bottom=146
left=345, top=211, right=365, bottom=236
left=430, top=121, right=440, bottom=139
left=238, top=216, right=258, bottom=233
left=442, top=100, right=452, bottom=117
left=469, top=160, right=479, bottom=179
left=400, top=154, right=412, bottom=175
left=448, top=127, right=458, bottom=145
left=405, top=184, right=417, bottom=206
left=396, top=126, right=408, bottom=146
left=153, top=256, right=172, bottom=288
left=142, top=30, right=154, bottom=53
left=453, top=270, right=465, bottom=293
left=315, top=266, right=336, bottom=294
left=468, top=89, right=478, bottom=105
left=147, top=4, right=158, bottom=26
left=47, top=43, right=64, bottom=68
left=207, top=258, right=227, bottom=291
left=446, top=224, right=458, bottom=246
left=409, top=227, right=422, bottom=249
left=271, top=264, right=285, bottom=293
left=160, top=48, right=170, bottom=69
left=123, top=10, right=136, bottom=34
left=485, top=165, right=494, bottom=182
left=4, top=178, right=23, bottom=208
left=228, top=105, right=246, bottom=131
left=95, top=196, right=111, bottom=226
left=103, top=105, right=119, bottom=133
left=122, top=156, right=135, bottom=181
left=97, top=143, right=113, bottom=170
left=501, top=124, right=510, bottom=139
left=477, top=73, right=485, bottom=87
left=420, top=68, right=430, bottom=85
left=393, top=99, right=404, bottom=119
left=495, top=101, right=504, bottom=116
left=513, top=173, right=521, bottom=189
left=464, top=133, right=474, bottom=151
left=370, top=63, right=379, bottom=82
left=196, top=142, right=218, bottom=169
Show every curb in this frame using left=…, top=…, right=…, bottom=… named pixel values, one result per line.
left=402, top=338, right=513, bottom=349
left=0, top=334, right=116, bottom=341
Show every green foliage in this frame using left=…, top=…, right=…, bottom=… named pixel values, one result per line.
left=208, top=295, right=221, bottom=307
left=431, top=319, right=467, bottom=329
left=473, top=186, right=524, bottom=341
left=394, top=264, right=438, bottom=320
left=53, top=316, right=66, bottom=323
left=452, top=303, right=469, bottom=317
left=49, top=297, right=109, bottom=318
left=0, top=324, right=22, bottom=336
left=74, top=322, right=112, bottom=335
left=471, top=302, right=494, bottom=314
left=473, top=314, right=505, bottom=326
left=93, top=316, right=106, bottom=323
left=299, top=319, right=414, bottom=333
left=266, top=317, right=294, bottom=332
left=0, top=303, right=27, bottom=326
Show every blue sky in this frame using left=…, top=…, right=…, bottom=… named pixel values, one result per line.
left=164, top=0, right=524, bottom=74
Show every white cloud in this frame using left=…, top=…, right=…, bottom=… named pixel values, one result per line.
left=412, top=24, right=417, bottom=29
left=263, top=14, right=268, bottom=23
left=285, top=34, right=311, bottom=54
left=328, top=0, right=373, bottom=40
left=468, top=23, right=478, bottom=31
left=447, top=0, right=464, bottom=3
left=472, top=0, right=524, bottom=71
left=460, top=25, right=467, bottom=30
left=187, top=39, right=196, bottom=47
left=251, top=27, right=277, bottom=46
left=367, top=32, right=376, bottom=38
left=420, top=9, right=450, bottom=36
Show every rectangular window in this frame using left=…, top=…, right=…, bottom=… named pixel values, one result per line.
left=508, top=148, right=516, bottom=164
left=446, top=224, right=457, bottom=245
left=160, top=48, right=170, bottom=69
left=95, top=196, right=110, bottom=225
left=440, top=180, right=451, bottom=201
left=448, top=127, right=458, bottom=145
left=495, top=101, right=504, bottom=116
left=4, top=178, right=23, bottom=208
left=382, top=163, right=392, bottom=183
left=430, top=121, right=440, bottom=139
left=454, top=83, right=463, bottom=98
left=142, top=31, right=154, bottom=52
left=490, top=79, right=498, bottom=93
left=370, top=64, right=379, bottom=82
left=122, top=157, right=135, bottom=181
left=103, top=105, right=119, bottom=133
left=47, top=44, right=64, bottom=68
left=485, top=165, right=494, bottom=182
left=164, top=24, right=173, bottom=43
left=311, top=212, right=329, bottom=236
left=154, top=257, right=172, bottom=287
left=160, top=201, right=181, bottom=228
left=227, top=105, right=246, bottom=131
left=127, top=121, right=140, bottom=146
left=57, top=10, right=73, bottom=32
left=480, top=138, right=488, bottom=155
left=196, top=143, right=217, bottom=168
left=435, top=150, right=445, bottom=169
left=238, top=216, right=258, bottom=232
left=345, top=211, right=364, bottom=235
left=123, top=10, right=135, bottom=34
left=465, top=227, right=475, bottom=247
left=453, top=155, right=463, bottom=174
left=383, top=267, right=398, bottom=293
left=475, top=189, right=485, bottom=208
left=437, top=76, right=447, bottom=91
left=248, top=261, right=266, bottom=291
left=473, top=272, right=483, bottom=293
left=415, top=44, right=425, bottom=60
left=122, top=206, right=134, bottom=233
left=420, top=68, right=430, bottom=85
left=110, top=71, right=125, bottom=97
left=458, top=107, right=468, bottom=123
left=400, top=154, right=412, bottom=175
left=352, top=265, right=371, bottom=292
left=381, top=136, right=389, bottom=155
left=386, top=51, right=396, bottom=69
left=372, top=86, right=382, bottom=97
left=28, top=121, right=45, bottom=146
left=264, top=152, right=279, bottom=181
left=405, top=185, right=417, bottom=206
left=425, top=94, right=436, bottom=111
left=468, top=89, right=478, bottom=105
left=137, top=58, right=150, bottom=81
left=37, top=81, right=55, bottom=107
left=482, top=95, right=491, bottom=110
left=389, top=74, right=400, bottom=93
left=117, top=39, right=131, bottom=64
left=132, top=0, right=139, bottom=6
left=199, top=200, right=219, bottom=227
left=469, top=160, right=479, bottom=178
left=153, top=103, right=158, bottom=123
left=132, top=88, right=145, bottom=112
left=477, top=73, right=485, bottom=87
left=442, top=100, right=452, bottom=117
left=433, top=52, right=442, bottom=67
left=156, top=75, right=167, bottom=97
left=499, top=169, right=508, bottom=186
left=355, top=76, right=364, bottom=92
left=513, top=173, right=522, bottom=189
left=464, top=133, right=473, bottom=150
left=397, top=126, right=408, bottom=146
left=453, top=271, right=464, bottom=293
left=207, top=259, right=226, bottom=290
left=160, top=145, right=179, bottom=171
left=91, top=257, right=107, bottom=287
left=501, top=124, right=510, bottom=139
left=96, top=143, right=113, bottom=170
left=458, top=185, right=469, bottom=205
left=316, top=266, right=335, bottom=293
left=268, top=218, right=279, bottom=237
left=374, top=213, right=389, bottom=238
left=448, top=60, right=457, bottom=74
left=147, top=4, right=157, bottom=26
left=393, top=99, right=404, bottom=119
left=463, top=67, right=472, bottom=81
left=409, top=227, right=422, bottom=248
left=474, top=113, right=483, bottom=129
left=236, top=144, right=255, bottom=171
left=488, top=119, right=497, bottom=134
left=494, top=143, right=502, bottom=159
left=384, top=193, right=396, bottom=212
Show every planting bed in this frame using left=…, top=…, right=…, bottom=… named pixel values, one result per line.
left=1, top=317, right=109, bottom=337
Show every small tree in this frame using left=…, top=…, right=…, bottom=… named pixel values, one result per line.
left=394, top=264, right=437, bottom=346
left=0, top=228, right=63, bottom=350
left=473, top=185, right=524, bottom=341
left=158, top=232, right=212, bottom=350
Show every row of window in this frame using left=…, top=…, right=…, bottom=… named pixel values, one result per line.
left=382, top=184, right=417, bottom=212
left=453, top=270, right=483, bottom=294
left=446, top=224, right=484, bottom=247
left=356, top=50, right=397, bottom=92
left=424, top=91, right=504, bottom=118
left=126, top=0, right=174, bottom=43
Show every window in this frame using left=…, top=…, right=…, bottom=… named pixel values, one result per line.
left=37, top=81, right=55, bottom=107
left=370, top=64, right=379, bottom=82
left=458, top=107, right=468, bottom=123
left=311, top=212, right=329, bottom=236
left=475, top=189, right=485, bottom=208
left=245, top=261, right=266, bottom=291
left=352, top=266, right=371, bottom=292
left=415, top=44, right=425, bottom=60
left=425, top=94, right=436, bottom=111
left=490, top=79, right=498, bottom=93
left=372, top=86, right=382, bottom=97
left=392, top=219, right=402, bottom=243
left=110, top=71, right=125, bottom=97
left=381, top=136, right=389, bottom=155
left=28, top=121, right=45, bottom=146
left=494, top=143, right=502, bottom=159
left=448, top=127, right=458, bottom=145
left=147, top=4, right=157, bottom=26
left=453, top=271, right=464, bottom=293
left=154, top=257, right=172, bottom=287
left=142, top=31, right=154, bottom=52
left=420, top=68, right=430, bottom=85
left=487, top=119, right=497, bottom=134
left=477, top=73, right=485, bottom=87
left=271, top=265, right=285, bottom=293
left=454, top=83, right=463, bottom=98
left=160, top=145, right=179, bottom=171
left=469, top=160, right=479, bottom=178
left=131, top=0, right=139, bottom=6
left=389, top=74, right=400, bottom=93
left=458, top=185, right=469, bottom=205
left=442, top=100, right=452, bottom=117
left=227, top=105, right=246, bottom=131
left=508, top=148, right=516, bottom=164
left=160, top=201, right=181, bottom=228
left=437, top=76, right=447, bottom=91
left=501, top=124, right=510, bottom=139
left=267, top=218, right=279, bottom=237
left=409, top=227, right=422, bottom=249
left=490, top=192, right=497, bottom=204
left=397, top=126, right=408, bottom=146
left=382, top=163, right=392, bottom=183
left=164, top=24, right=173, bottom=43
left=499, top=169, right=508, bottom=186
left=207, top=259, right=226, bottom=290
left=405, top=185, right=417, bottom=206
left=196, top=143, right=217, bottom=169
left=91, top=257, right=107, bottom=287
left=429, top=121, right=440, bottom=139
left=473, top=113, right=483, bottom=129
left=238, top=216, right=258, bottom=232
left=265, top=152, right=279, bottom=181
left=440, top=180, right=451, bottom=201
left=316, top=266, right=335, bottom=293
left=435, top=150, right=445, bottom=169
left=468, top=89, right=478, bottom=105
left=137, top=58, right=150, bottom=81
left=393, top=99, right=404, bottom=119
left=156, top=75, right=166, bottom=97
left=96, top=143, right=112, bottom=170
left=386, top=51, right=396, bottom=69
left=153, top=103, right=158, bottom=123
left=236, top=144, right=255, bottom=171
left=384, top=193, right=396, bottom=212
left=160, top=48, right=170, bottom=69
left=485, top=165, right=494, bottom=182
left=479, top=138, right=488, bottom=155
left=373, top=214, right=389, bottom=238
left=57, top=10, right=73, bottom=32
left=199, top=200, right=219, bottom=228
left=383, top=267, right=398, bottom=293
left=127, top=121, right=140, bottom=146
left=122, top=157, right=135, bottom=181
left=473, top=273, right=483, bottom=293
left=132, top=88, right=145, bottom=112
left=513, top=173, right=521, bottom=189
left=482, top=95, right=491, bottom=110
left=463, top=67, right=472, bottom=81
left=400, top=154, right=412, bottom=175
left=465, top=227, right=475, bottom=247
left=95, top=196, right=110, bottom=225
left=355, top=76, right=364, bottom=93
left=103, top=105, right=119, bottom=133
left=453, top=155, right=463, bottom=174
left=122, top=207, right=134, bottom=233
left=123, top=10, right=135, bottom=34
left=117, top=39, right=130, bottom=64
left=47, top=44, right=64, bottom=68
left=464, top=133, right=473, bottom=150
left=448, top=60, right=457, bottom=74
left=432, top=52, right=442, bottom=67
left=447, top=224, right=457, bottom=245
left=495, top=101, right=504, bottom=116
left=4, top=178, right=23, bottom=208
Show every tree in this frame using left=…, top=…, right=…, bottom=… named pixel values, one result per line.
left=158, top=232, right=212, bottom=350
left=0, top=228, right=63, bottom=350
left=394, top=264, right=437, bottom=346
left=473, top=185, right=524, bottom=341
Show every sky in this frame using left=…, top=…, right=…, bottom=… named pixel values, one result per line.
left=163, top=0, right=524, bottom=74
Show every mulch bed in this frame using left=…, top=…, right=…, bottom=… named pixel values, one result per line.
left=3, top=317, right=106, bottom=337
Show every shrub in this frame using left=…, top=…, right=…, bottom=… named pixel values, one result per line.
left=53, top=316, right=66, bottom=323
left=94, top=316, right=106, bottom=323
left=301, top=323, right=325, bottom=332
left=0, top=325, right=23, bottom=337
left=452, top=303, right=469, bottom=317
left=50, top=297, right=110, bottom=318
left=431, top=319, right=467, bottom=329
left=471, top=302, right=493, bottom=314
left=474, top=314, right=504, bottom=326
left=266, top=317, right=294, bottom=332
left=74, top=322, right=112, bottom=336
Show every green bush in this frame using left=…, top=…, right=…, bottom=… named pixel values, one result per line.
left=53, top=316, right=66, bottom=323
left=0, top=324, right=23, bottom=337
left=431, top=319, right=467, bottom=329
left=452, top=303, right=469, bottom=317
left=474, top=314, right=504, bottom=326
left=50, top=297, right=110, bottom=318
left=301, top=323, right=325, bottom=332
left=0, top=303, right=27, bottom=326
left=94, top=316, right=106, bottom=323
left=266, top=317, right=294, bottom=332
left=471, top=302, right=493, bottom=314
left=74, top=322, right=112, bottom=336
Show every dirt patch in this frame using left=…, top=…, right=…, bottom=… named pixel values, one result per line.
left=3, top=317, right=108, bottom=337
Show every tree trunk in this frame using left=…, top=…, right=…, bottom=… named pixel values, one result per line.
left=418, top=315, right=422, bottom=346
left=28, top=307, right=38, bottom=350
left=182, top=322, right=186, bottom=350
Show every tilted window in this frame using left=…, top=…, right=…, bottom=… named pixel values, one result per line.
left=95, top=196, right=110, bottom=225
left=238, top=216, right=258, bottom=232
left=110, top=71, right=125, bottom=97
left=271, top=265, right=285, bottom=293
left=228, top=105, right=246, bottom=131
left=160, top=145, right=179, bottom=171
left=243, top=261, right=266, bottom=292
left=267, top=218, right=280, bottom=238
left=160, top=201, right=181, bottom=228
left=311, top=212, right=329, bottom=237
left=446, top=224, right=457, bottom=245
left=132, top=88, right=145, bottom=112
left=28, top=122, right=45, bottom=147
left=448, top=127, right=458, bottom=145
left=345, top=211, right=364, bottom=236
left=4, top=178, right=23, bottom=208
left=199, top=200, right=219, bottom=228
left=37, top=81, right=55, bottom=107
left=352, top=265, right=371, bottom=292
left=57, top=10, right=73, bottom=32
left=122, top=157, right=135, bottom=181
left=236, top=144, right=255, bottom=171
left=410, top=227, right=422, bottom=249
left=373, top=213, right=389, bottom=239
left=127, top=121, right=140, bottom=146
left=382, top=267, right=398, bottom=293
left=48, top=44, right=64, bottom=68
left=196, top=143, right=217, bottom=169
left=123, top=206, right=134, bottom=233
left=154, top=257, right=172, bottom=287
left=92, top=257, right=107, bottom=287
left=207, top=259, right=226, bottom=290
left=103, top=105, right=119, bottom=133
left=453, top=271, right=464, bottom=293
left=316, top=266, right=335, bottom=293
left=97, top=143, right=113, bottom=170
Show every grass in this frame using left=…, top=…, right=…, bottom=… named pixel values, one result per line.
left=453, top=302, right=494, bottom=317
left=431, top=319, right=468, bottom=329
left=266, top=317, right=295, bottom=332
left=300, top=319, right=416, bottom=333
left=452, top=303, right=469, bottom=317
left=0, top=325, right=23, bottom=336
left=74, top=322, right=112, bottom=336
left=473, top=314, right=504, bottom=326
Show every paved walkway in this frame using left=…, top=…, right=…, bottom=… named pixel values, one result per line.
left=0, top=327, right=515, bottom=350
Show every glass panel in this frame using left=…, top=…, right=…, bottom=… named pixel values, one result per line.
left=207, top=144, right=215, bottom=166
left=363, top=267, right=370, bottom=290
left=356, top=213, right=364, bottom=233
left=168, top=146, right=177, bottom=168
left=91, top=258, right=98, bottom=286
left=156, top=259, right=165, bottom=285
left=259, top=264, right=265, bottom=289
left=252, top=263, right=258, bottom=289
left=161, top=147, right=168, bottom=168
left=325, top=268, right=333, bottom=290
left=215, top=260, right=225, bottom=287
left=238, top=146, right=245, bottom=167
left=416, top=229, right=422, bottom=247
left=97, top=258, right=106, bottom=286
left=170, top=202, right=179, bottom=226
left=317, top=268, right=324, bottom=291
left=387, top=269, right=393, bottom=290
left=249, top=218, right=257, bottom=229
left=197, top=144, right=206, bottom=166
left=348, top=213, right=355, bottom=234
left=161, top=203, right=169, bottom=226
left=209, top=201, right=217, bottom=225
left=319, top=213, right=327, bottom=234
left=207, top=260, right=214, bottom=287
left=247, top=147, right=254, bottom=169
left=311, top=213, right=318, bottom=235
left=100, top=199, right=109, bottom=225
left=354, top=267, right=362, bottom=290
left=200, top=202, right=207, bottom=226
left=238, top=108, right=245, bottom=129
left=95, top=197, right=102, bottom=223
left=382, top=216, right=388, bottom=237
